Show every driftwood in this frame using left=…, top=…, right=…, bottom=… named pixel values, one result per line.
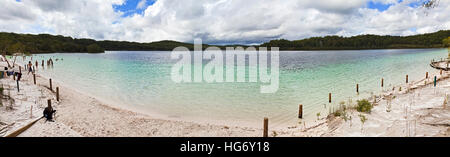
left=5, top=117, right=43, bottom=137
left=1, top=54, right=13, bottom=68
left=430, top=61, right=450, bottom=71
left=422, top=122, right=450, bottom=127
left=0, top=122, right=15, bottom=136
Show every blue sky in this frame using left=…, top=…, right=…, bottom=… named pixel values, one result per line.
left=2, top=0, right=447, bottom=44
left=367, top=0, right=426, bottom=11
left=113, top=0, right=427, bottom=17
left=367, top=1, right=395, bottom=11
left=113, top=0, right=156, bottom=17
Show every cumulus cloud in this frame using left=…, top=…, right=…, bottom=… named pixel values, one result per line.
left=0, top=0, right=448, bottom=45
left=137, top=0, right=148, bottom=9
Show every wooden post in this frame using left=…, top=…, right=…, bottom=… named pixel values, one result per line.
left=381, top=78, right=384, bottom=87
left=434, top=76, right=437, bottom=87
left=47, top=99, right=51, bottom=107
left=298, top=104, right=303, bottom=119
left=356, top=84, right=359, bottom=94
left=263, top=117, right=268, bottom=137
left=16, top=80, right=19, bottom=92
left=49, top=78, right=52, bottom=91
left=426, top=72, right=429, bottom=79
left=406, top=75, right=409, bottom=83
left=329, top=93, right=332, bottom=103
left=33, top=74, right=36, bottom=85
left=56, top=87, right=59, bottom=101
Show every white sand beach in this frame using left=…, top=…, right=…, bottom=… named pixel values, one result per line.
left=277, top=68, right=450, bottom=137
left=1, top=59, right=449, bottom=137
left=0, top=61, right=263, bottom=137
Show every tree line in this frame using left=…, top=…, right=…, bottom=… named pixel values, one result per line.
left=261, top=30, right=450, bottom=50
left=0, top=30, right=449, bottom=54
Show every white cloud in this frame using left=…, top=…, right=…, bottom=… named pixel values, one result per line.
left=0, top=0, right=448, bottom=45
left=137, top=0, right=147, bottom=9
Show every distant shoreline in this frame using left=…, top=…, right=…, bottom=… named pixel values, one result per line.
left=1, top=30, right=449, bottom=54
left=16, top=48, right=450, bottom=55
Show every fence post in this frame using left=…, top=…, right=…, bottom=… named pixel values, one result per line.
left=356, top=84, right=359, bottom=94
left=329, top=93, right=332, bottom=103
left=263, top=117, right=268, bottom=137
left=56, top=87, right=59, bottom=101
left=49, top=79, right=52, bottom=91
left=33, top=74, right=36, bottom=85
left=298, top=104, right=303, bottom=119
left=434, top=76, right=437, bottom=87
left=16, top=80, right=19, bottom=92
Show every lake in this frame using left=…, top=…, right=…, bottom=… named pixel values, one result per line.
left=23, top=48, right=448, bottom=128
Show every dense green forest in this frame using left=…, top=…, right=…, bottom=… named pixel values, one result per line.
left=261, top=30, right=450, bottom=50
left=444, top=36, right=450, bottom=47
left=0, top=30, right=449, bottom=54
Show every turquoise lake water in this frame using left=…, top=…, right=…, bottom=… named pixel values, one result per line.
left=21, top=49, right=448, bottom=128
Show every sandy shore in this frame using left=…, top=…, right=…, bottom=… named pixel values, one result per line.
left=0, top=61, right=264, bottom=137
left=276, top=69, right=450, bottom=137
left=1, top=59, right=449, bottom=137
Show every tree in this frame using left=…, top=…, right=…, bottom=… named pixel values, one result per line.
left=7, top=42, right=26, bottom=54
left=86, top=44, right=104, bottom=53
left=444, top=37, right=450, bottom=47
left=0, top=31, right=449, bottom=53
left=423, top=0, right=439, bottom=9
left=444, top=37, right=450, bottom=58
left=0, top=39, right=14, bottom=53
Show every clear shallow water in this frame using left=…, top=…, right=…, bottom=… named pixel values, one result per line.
left=23, top=49, right=447, bottom=128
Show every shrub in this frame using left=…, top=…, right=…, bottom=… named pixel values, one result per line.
left=356, top=99, right=373, bottom=113
left=359, top=114, right=367, bottom=124
left=333, top=110, right=342, bottom=117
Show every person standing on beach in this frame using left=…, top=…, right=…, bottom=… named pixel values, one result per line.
left=49, top=58, right=54, bottom=67
left=41, top=60, right=44, bottom=69
left=27, top=61, right=33, bottom=74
